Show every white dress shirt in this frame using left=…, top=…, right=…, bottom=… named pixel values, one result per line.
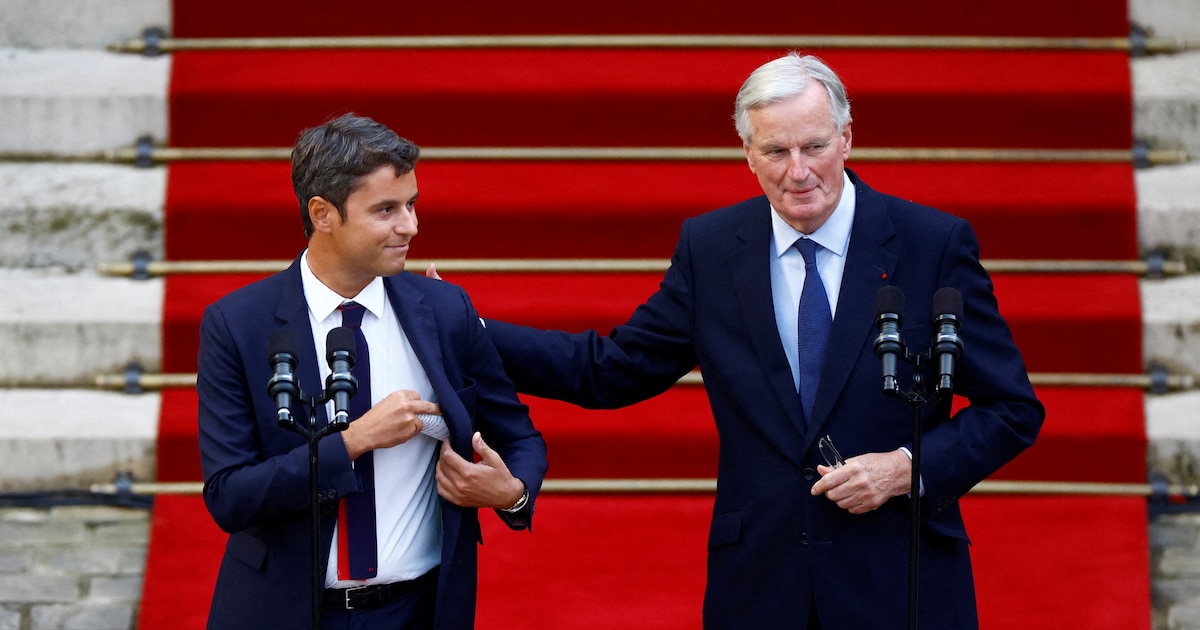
left=300, top=252, right=442, bottom=587
left=770, top=172, right=857, bottom=392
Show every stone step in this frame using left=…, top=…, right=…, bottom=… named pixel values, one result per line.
left=1134, top=51, right=1200, bottom=158
left=0, top=389, right=157, bottom=491
left=0, top=163, right=164, bottom=271
left=0, top=0, right=167, bottom=49
left=0, top=48, right=168, bottom=155
left=0, top=269, right=162, bottom=385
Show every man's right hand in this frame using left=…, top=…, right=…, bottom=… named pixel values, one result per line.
left=340, top=390, right=441, bottom=460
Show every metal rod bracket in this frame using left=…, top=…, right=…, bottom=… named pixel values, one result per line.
left=135, top=136, right=155, bottom=168
left=123, top=362, right=145, bottom=395
left=130, top=250, right=152, bottom=280
left=142, top=26, right=167, bottom=57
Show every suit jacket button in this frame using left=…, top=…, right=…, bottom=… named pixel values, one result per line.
left=800, top=532, right=808, bottom=546
left=803, top=468, right=815, bottom=481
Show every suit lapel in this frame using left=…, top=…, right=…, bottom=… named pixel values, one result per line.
left=273, top=258, right=328, bottom=427
left=728, top=199, right=807, bottom=436
left=805, top=174, right=899, bottom=448
left=382, top=275, right=470, bottom=447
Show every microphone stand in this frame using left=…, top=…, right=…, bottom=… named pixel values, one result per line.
left=277, top=392, right=347, bottom=630
left=883, top=350, right=954, bottom=630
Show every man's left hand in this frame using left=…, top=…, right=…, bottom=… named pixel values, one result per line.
left=810, top=450, right=911, bottom=514
left=436, top=431, right=524, bottom=509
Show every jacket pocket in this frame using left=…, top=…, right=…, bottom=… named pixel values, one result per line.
left=707, top=509, right=744, bottom=550
left=455, top=376, right=477, bottom=418
left=227, top=531, right=268, bottom=571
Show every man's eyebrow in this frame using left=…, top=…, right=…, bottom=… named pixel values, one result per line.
left=371, top=192, right=418, bottom=208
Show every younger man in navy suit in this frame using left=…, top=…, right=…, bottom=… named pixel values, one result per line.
left=197, top=113, right=546, bottom=629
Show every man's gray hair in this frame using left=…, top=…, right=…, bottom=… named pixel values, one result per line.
left=733, top=52, right=852, bottom=144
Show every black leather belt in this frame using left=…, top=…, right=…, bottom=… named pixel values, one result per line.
left=323, top=568, right=438, bottom=610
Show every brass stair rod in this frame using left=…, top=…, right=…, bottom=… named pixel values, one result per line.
left=3, top=146, right=1187, bottom=166
left=675, top=371, right=1192, bottom=390
left=94, top=257, right=1190, bottom=278
left=92, top=370, right=1197, bottom=392
left=86, top=478, right=1200, bottom=498
left=79, top=145, right=1189, bottom=166
left=106, top=33, right=1195, bottom=55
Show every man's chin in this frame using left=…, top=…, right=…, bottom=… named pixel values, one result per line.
left=378, top=259, right=407, bottom=277
left=776, top=202, right=833, bottom=233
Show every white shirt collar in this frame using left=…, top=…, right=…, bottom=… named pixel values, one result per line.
left=299, top=250, right=387, bottom=324
left=770, top=171, right=856, bottom=259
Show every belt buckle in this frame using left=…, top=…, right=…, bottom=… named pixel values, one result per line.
left=342, top=584, right=371, bottom=610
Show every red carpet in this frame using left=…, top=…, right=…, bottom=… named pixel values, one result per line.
left=141, top=1, right=1150, bottom=627
left=156, top=384, right=1147, bottom=488
left=169, top=49, right=1131, bottom=150
left=173, top=0, right=1128, bottom=39
left=140, top=493, right=1149, bottom=630
left=165, top=161, right=1136, bottom=261
left=157, top=272, right=1142, bottom=375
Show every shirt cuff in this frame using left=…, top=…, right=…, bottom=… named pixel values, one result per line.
left=897, top=447, right=926, bottom=498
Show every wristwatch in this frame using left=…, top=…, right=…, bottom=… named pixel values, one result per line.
left=500, top=485, right=530, bottom=513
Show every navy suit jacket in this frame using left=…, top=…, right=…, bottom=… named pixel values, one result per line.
left=488, top=171, right=1043, bottom=629
left=197, top=258, right=547, bottom=630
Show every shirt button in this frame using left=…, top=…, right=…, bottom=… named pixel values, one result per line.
left=803, top=468, right=816, bottom=481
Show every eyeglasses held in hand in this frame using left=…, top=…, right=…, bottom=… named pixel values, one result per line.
left=818, top=435, right=845, bottom=469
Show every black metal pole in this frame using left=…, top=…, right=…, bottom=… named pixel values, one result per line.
left=885, top=355, right=924, bottom=630
left=279, top=395, right=345, bottom=630
left=306, top=405, right=321, bottom=630
left=908, top=397, right=922, bottom=630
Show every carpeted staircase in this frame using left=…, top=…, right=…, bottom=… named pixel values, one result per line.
left=139, top=1, right=1151, bottom=627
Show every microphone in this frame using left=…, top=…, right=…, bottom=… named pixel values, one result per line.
left=267, top=330, right=300, bottom=427
left=874, top=286, right=905, bottom=396
left=325, top=327, right=358, bottom=426
left=931, top=287, right=964, bottom=399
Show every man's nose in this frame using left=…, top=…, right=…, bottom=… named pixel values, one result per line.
left=395, top=209, right=418, bottom=234
left=786, top=150, right=810, bottom=179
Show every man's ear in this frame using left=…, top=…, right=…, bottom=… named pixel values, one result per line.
left=308, top=196, right=335, bottom=234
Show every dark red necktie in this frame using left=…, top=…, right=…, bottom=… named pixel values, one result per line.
left=336, top=301, right=377, bottom=580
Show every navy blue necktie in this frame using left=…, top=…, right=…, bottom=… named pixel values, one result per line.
left=795, top=239, right=832, bottom=426
left=337, top=301, right=377, bottom=580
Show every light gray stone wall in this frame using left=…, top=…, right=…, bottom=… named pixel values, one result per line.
left=0, top=0, right=168, bottom=49
left=0, top=506, right=148, bottom=630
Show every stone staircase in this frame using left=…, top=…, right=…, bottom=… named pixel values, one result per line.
left=2, top=0, right=1200, bottom=627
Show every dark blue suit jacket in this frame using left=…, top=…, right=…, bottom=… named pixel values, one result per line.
left=488, top=171, right=1043, bottom=629
left=197, top=258, right=547, bottom=630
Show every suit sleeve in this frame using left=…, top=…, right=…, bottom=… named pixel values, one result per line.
left=486, top=224, right=701, bottom=408
left=197, top=303, right=359, bottom=534
left=452, top=288, right=547, bottom=530
left=918, top=220, right=1045, bottom=511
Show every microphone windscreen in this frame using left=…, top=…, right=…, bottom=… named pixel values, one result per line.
left=875, top=285, right=905, bottom=317
left=269, top=329, right=296, bottom=357
left=932, top=287, right=964, bottom=320
left=326, top=327, right=357, bottom=364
